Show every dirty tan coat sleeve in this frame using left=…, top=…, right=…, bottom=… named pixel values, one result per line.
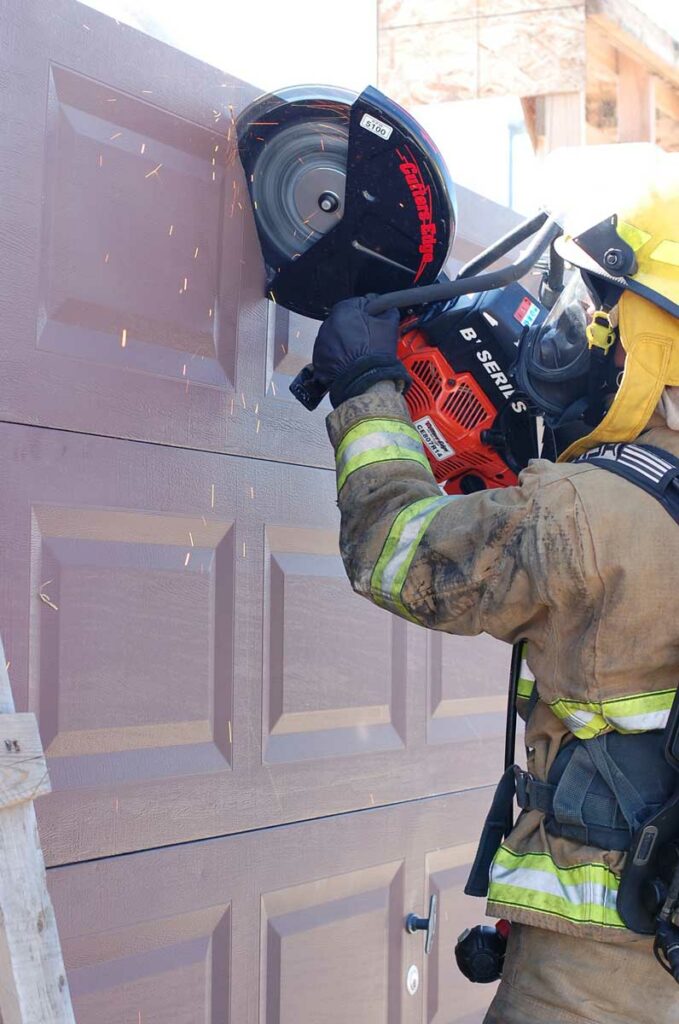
left=326, top=381, right=589, bottom=646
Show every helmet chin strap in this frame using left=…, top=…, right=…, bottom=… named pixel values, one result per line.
left=581, top=274, right=626, bottom=427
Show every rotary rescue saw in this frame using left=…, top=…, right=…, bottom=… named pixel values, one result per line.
left=238, top=84, right=565, bottom=493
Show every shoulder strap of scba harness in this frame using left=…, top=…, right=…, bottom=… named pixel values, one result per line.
left=574, top=441, right=679, bottom=523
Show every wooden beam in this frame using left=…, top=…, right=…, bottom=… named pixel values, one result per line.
left=0, top=641, right=75, bottom=1024
left=617, top=50, right=655, bottom=142
left=587, top=0, right=679, bottom=90
left=655, top=77, right=679, bottom=122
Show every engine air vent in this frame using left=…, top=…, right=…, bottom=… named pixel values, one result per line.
left=411, top=358, right=443, bottom=400
left=441, top=382, right=488, bottom=431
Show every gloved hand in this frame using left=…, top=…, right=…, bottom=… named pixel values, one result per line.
left=311, top=296, right=410, bottom=408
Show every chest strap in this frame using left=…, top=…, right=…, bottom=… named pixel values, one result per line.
left=574, top=441, right=679, bottom=524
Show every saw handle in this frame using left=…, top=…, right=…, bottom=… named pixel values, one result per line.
left=289, top=363, right=328, bottom=411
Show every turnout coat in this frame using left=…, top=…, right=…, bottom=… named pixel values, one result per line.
left=327, top=380, right=679, bottom=941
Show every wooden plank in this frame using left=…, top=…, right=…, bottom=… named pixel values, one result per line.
left=587, top=0, right=679, bottom=90
left=0, top=643, right=75, bottom=1024
left=536, top=91, right=586, bottom=154
left=617, top=51, right=655, bottom=142
left=655, top=78, right=679, bottom=122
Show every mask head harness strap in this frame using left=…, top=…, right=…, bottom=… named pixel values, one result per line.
left=581, top=271, right=626, bottom=427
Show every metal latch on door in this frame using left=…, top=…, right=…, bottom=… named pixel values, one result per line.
left=406, top=893, right=437, bottom=954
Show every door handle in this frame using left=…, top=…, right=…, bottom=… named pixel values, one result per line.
left=406, top=893, right=438, bottom=954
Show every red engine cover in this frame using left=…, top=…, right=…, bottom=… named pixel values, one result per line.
left=398, top=329, right=518, bottom=494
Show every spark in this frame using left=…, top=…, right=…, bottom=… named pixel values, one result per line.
left=201, top=515, right=207, bottom=527
left=4, top=662, right=9, bottom=672
left=98, top=153, right=103, bottom=168
left=115, top=798, right=119, bottom=812
left=250, top=173, right=254, bottom=183
left=237, top=201, right=242, bottom=210
left=194, top=246, right=199, bottom=259
left=145, top=163, right=162, bottom=178
left=211, top=156, right=216, bottom=166
left=214, top=144, right=219, bottom=152
left=250, top=486, right=255, bottom=500
left=82, top=23, right=90, bottom=29
left=230, top=397, right=234, bottom=416
left=110, top=131, right=122, bottom=140
left=256, top=419, right=261, bottom=434
left=213, top=112, right=222, bottom=122
left=370, top=793, right=375, bottom=805
left=228, top=720, right=232, bottom=744
left=320, top=137, right=325, bottom=151
left=106, top=97, right=117, bottom=103
left=210, top=483, right=215, bottom=509
left=271, top=380, right=277, bottom=396
left=40, top=579, right=54, bottom=588
left=297, top=156, right=305, bottom=165
left=168, top=224, right=174, bottom=236
left=140, top=142, right=146, bottom=154
left=212, top=171, right=216, bottom=181
left=241, top=392, right=246, bottom=409
left=39, top=593, right=58, bottom=611
left=120, top=328, right=127, bottom=348
left=242, top=542, right=246, bottom=558
left=295, top=330, right=301, bottom=339
left=141, top=90, right=153, bottom=95
left=189, top=531, right=195, bottom=547
left=104, top=252, right=110, bottom=263
left=254, top=402, right=259, bottom=415
left=182, top=364, right=187, bottom=376
left=184, top=552, right=191, bottom=567
left=208, top=307, right=213, bottom=318
left=183, top=276, right=188, bottom=291
left=253, top=200, right=258, bottom=210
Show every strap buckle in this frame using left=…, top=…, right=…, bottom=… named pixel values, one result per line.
left=586, top=310, right=616, bottom=352
left=513, top=766, right=536, bottom=810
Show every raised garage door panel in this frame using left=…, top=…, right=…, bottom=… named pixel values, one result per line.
left=1, top=0, right=524, bottom=467
left=0, top=421, right=510, bottom=863
left=47, top=790, right=490, bottom=1024
left=0, top=0, right=334, bottom=466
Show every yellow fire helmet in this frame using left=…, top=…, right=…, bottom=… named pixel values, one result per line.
left=552, top=151, right=679, bottom=461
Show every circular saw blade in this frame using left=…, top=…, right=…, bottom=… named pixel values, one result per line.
left=249, top=118, right=350, bottom=262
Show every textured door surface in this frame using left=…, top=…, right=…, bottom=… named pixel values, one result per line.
left=1, top=2, right=522, bottom=1021
left=47, top=790, right=490, bottom=1024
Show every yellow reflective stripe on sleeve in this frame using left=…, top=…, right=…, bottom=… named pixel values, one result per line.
left=549, top=688, right=676, bottom=740
left=370, top=495, right=452, bottom=620
left=649, top=239, right=679, bottom=267
left=488, top=845, right=625, bottom=930
left=336, top=418, right=431, bottom=492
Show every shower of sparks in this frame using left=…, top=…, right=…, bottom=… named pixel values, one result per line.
left=184, top=552, right=191, bottom=567
left=140, top=142, right=146, bottom=154
left=211, top=484, right=215, bottom=509
left=145, top=163, right=162, bottom=178
left=120, top=328, right=127, bottom=348
left=110, top=131, right=122, bottom=140
left=168, top=224, right=174, bottom=236
left=189, top=531, right=194, bottom=547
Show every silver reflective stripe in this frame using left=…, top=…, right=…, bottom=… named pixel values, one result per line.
left=562, top=709, right=597, bottom=733
left=336, top=429, right=424, bottom=481
left=490, top=863, right=619, bottom=914
left=378, top=496, right=450, bottom=599
left=606, top=709, right=671, bottom=732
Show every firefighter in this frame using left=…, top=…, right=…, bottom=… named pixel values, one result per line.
left=311, top=163, right=679, bottom=1022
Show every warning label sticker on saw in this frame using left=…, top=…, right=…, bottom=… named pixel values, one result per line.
left=514, top=296, right=541, bottom=327
left=359, top=113, right=393, bottom=140
left=414, top=417, right=455, bottom=461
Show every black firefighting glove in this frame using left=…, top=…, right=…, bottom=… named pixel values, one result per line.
left=311, top=296, right=410, bottom=408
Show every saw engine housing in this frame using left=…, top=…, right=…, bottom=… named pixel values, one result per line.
left=399, top=284, right=542, bottom=494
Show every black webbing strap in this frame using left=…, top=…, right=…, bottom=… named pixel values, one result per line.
left=574, top=442, right=679, bottom=524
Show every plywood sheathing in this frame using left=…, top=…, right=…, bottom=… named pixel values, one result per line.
left=378, top=0, right=679, bottom=152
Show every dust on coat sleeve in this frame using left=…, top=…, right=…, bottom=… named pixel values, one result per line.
left=326, top=380, right=584, bottom=647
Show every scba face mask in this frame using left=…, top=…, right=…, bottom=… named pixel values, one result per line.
left=514, top=272, right=621, bottom=428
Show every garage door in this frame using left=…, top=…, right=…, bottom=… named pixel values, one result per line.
left=0, top=0, right=519, bottom=1018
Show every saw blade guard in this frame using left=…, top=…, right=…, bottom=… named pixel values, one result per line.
left=237, top=84, right=457, bottom=320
